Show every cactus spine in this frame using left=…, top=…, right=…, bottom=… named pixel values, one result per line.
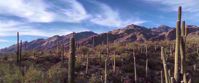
left=68, top=33, right=76, bottom=83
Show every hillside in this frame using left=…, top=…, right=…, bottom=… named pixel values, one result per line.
left=1, top=24, right=199, bottom=53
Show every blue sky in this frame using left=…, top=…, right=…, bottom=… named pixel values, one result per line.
left=0, top=0, right=199, bottom=48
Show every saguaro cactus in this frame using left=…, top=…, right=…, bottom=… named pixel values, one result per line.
left=20, top=40, right=22, bottom=62
left=185, top=25, right=188, bottom=37
left=173, top=6, right=189, bottom=83
left=161, top=70, right=163, bottom=83
left=181, top=21, right=185, bottom=36
left=145, top=45, right=148, bottom=83
left=68, top=33, right=76, bottom=83
left=178, top=6, right=182, bottom=21
left=168, top=69, right=171, bottom=83
left=174, top=18, right=181, bottom=82
left=106, top=33, right=109, bottom=55
left=92, top=36, right=95, bottom=47
left=104, top=33, right=109, bottom=83
left=169, top=46, right=172, bottom=57
left=197, top=47, right=199, bottom=56
left=86, top=53, right=89, bottom=74
left=56, top=41, right=60, bottom=56
left=171, top=77, right=174, bottom=83
left=161, top=47, right=169, bottom=83
left=104, top=58, right=107, bottom=83
left=61, top=45, right=65, bottom=64
left=86, top=36, right=95, bottom=74
left=188, top=78, right=191, bottom=83
left=180, top=21, right=188, bottom=83
left=133, top=52, right=137, bottom=83
left=16, top=32, right=20, bottom=64
left=113, top=52, right=116, bottom=73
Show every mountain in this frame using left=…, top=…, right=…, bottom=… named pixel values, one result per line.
left=1, top=24, right=199, bottom=53
left=79, top=24, right=199, bottom=45
left=151, top=25, right=173, bottom=33
left=0, top=31, right=97, bottom=53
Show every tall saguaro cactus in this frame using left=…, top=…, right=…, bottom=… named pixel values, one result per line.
left=56, top=41, right=60, bottom=56
left=20, top=40, right=22, bottom=62
left=86, top=36, right=95, bottom=74
left=133, top=52, right=137, bottom=83
left=61, top=44, right=65, bottom=64
left=178, top=6, right=182, bottom=21
left=161, top=47, right=169, bottom=83
left=17, top=32, right=20, bottom=64
left=104, top=58, right=107, bottom=83
left=161, top=70, right=163, bottom=83
left=180, top=21, right=185, bottom=74
left=104, top=33, right=109, bottom=83
left=68, top=33, right=76, bottom=83
left=174, top=14, right=181, bottom=82
left=180, top=21, right=188, bottom=83
left=173, top=6, right=189, bottom=83
left=181, top=21, right=185, bottom=36
left=113, top=52, right=116, bottom=73
left=197, top=47, right=199, bottom=56
left=92, top=36, right=95, bottom=47
left=145, top=45, right=148, bottom=83
left=185, top=26, right=188, bottom=37
left=86, top=53, right=89, bottom=74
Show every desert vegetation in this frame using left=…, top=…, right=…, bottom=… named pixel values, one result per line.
left=0, top=6, right=199, bottom=83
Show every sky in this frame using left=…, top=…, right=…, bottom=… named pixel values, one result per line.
left=0, top=0, right=199, bottom=48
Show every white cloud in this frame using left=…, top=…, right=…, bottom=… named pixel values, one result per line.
left=0, top=0, right=91, bottom=23
left=61, top=0, right=90, bottom=23
left=145, top=0, right=199, bottom=12
left=144, top=0, right=199, bottom=22
left=89, top=1, right=146, bottom=27
left=0, top=39, right=9, bottom=43
left=0, top=0, right=146, bottom=27
left=0, top=0, right=55, bottom=22
left=0, top=20, right=89, bottom=37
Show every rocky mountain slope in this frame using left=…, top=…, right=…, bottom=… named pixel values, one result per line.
left=0, top=31, right=97, bottom=53
left=80, top=24, right=199, bottom=45
left=1, top=24, right=199, bottom=53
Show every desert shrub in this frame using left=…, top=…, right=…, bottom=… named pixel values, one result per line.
left=0, top=63, right=22, bottom=83
left=89, top=74, right=102, bottom=83
left=47, top=64, right=67, bottom=83
left=24, top=66, right=42, bottom=83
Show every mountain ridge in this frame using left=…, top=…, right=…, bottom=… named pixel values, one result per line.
left=1, top=24, right=199, bottom=53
